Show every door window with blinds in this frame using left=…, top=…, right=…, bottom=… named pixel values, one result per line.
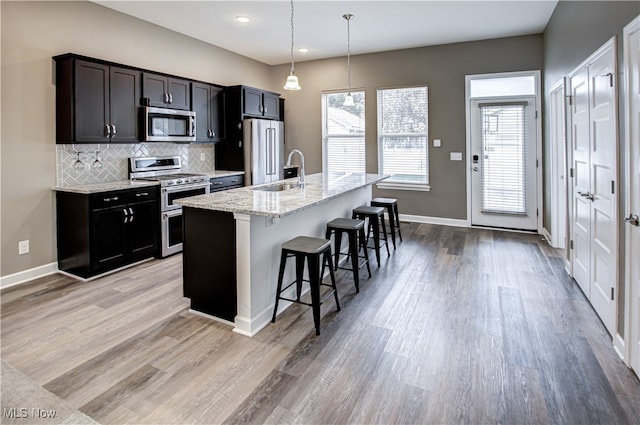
left=321, top=91, right=365, bottom=174
left=479, top=102, right=528, bottom=214
left=377, top=86, right=429, bottom=190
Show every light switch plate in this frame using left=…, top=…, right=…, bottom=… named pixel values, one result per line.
left=433, top=139, right=441, bottom=147
left=450, top=152, right=463, bottom=161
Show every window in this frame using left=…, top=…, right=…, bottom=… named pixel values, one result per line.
left=377, top=86, right=429, bottom=190
left=322, top=91, right=365, bottom=174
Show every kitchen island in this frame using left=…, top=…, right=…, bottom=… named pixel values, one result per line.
left=176, top=172, right=388, bottom=336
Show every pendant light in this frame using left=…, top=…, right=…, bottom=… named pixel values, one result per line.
left=284, top=0, right=301, bottom=90
left=343, top=13, right=355, bottom=106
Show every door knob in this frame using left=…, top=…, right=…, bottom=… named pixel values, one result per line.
left=473, top=166, right=479, bottom=172
left=625, top=214, right=639, bottom=226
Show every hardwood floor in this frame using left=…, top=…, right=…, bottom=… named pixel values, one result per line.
left=2, top=223, right=639, bottom=424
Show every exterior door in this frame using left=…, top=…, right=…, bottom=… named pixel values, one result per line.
left=470, top=98, right=538, bottom=230
left=624, top=18, right=640, bottom=375
left=569, top=40, right=618, bottom=336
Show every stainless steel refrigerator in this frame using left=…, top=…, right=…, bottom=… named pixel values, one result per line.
left=243, top=118, right=284, bottom=185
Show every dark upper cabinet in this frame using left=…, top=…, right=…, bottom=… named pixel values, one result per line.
left=55, top=56, right=140, bottom=144
left=142, top=72, right=190, bottom=110
left=241, top=86, right=280, bottom=119
left=215, top=85, right=281, bottom=170
left=192, top=82, right=225, bottom=142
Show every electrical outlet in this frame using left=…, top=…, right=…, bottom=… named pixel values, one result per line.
left=433, top=139, right=442, bottom=147
left=18, top=240, right=29, bottom=255
left=200, top=153, right=206, bottom=161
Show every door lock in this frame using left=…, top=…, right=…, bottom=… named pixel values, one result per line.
left=624, top=214, right=639, bottom=226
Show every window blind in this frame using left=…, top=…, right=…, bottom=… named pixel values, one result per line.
left=479, top=103, right=527, bottom=215
left=322, top=91, right=365, bottom=174
left=377, top=86, right=429, bottom=184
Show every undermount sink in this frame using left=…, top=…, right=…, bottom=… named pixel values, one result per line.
left=253, top=183, right=302, bottom=192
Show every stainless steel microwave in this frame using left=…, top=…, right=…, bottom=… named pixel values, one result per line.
left=143, top=106, right=196, bottom=142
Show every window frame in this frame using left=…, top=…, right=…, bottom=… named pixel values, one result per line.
left=376, top=85, right=431, bottom=192
left=321, top=89, right=366, bottom=174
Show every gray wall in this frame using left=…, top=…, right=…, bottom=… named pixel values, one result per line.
left=542, top=0, right=640, bottom=336
left=0, top=0, right=272, bottom=277
left=276, top=35, right=544, bottom=220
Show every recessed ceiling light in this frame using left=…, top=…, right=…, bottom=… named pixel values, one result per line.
left=298, top=48, right=309, bottom=54
left=235, top=16, right=250, bottom=23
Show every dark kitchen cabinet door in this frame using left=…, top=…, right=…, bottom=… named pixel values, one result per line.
left=109, top=66, right=141, bottom=143
left=242, top=87, right=264, bottom=117
left=55, top=56, right=139, bottom=144
left=192, top=82, right=225, bottom=142
left=262, top=92, right=280, bottom=120
left=128, top=199, right=158, bottom=258
left=143, top=72, right=191, bottom=110
left=75, top=60, right=110, bottom=143
left=91, top=206, right=128, bottom=271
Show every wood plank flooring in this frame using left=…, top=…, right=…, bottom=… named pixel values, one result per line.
left=2, top=223, right=639, bottom=424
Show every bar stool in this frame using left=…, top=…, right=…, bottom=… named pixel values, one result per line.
left=271, top=236, right=340, bottom=335
left=325, top=218, right=372, bottom=293
left=352, top=205, right=390, bottom=267
left=371, top=197, right=403, bottom=249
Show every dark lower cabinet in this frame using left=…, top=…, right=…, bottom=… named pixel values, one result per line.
left=57, top=187, right=159, bottom=278
left=210, top=174, right=244, bottom=192
left=182, top=207, right=237, bottom=321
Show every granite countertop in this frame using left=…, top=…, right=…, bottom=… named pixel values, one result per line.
left=52, top=180, right=159, bottom=194
left=203, top=170, right=245, bottom=178
left=175, top=172, right=389, bottom=218
left=52, top=170, right=244, bottom=194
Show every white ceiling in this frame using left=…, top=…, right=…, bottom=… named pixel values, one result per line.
left=92, top=0, right=558, bottom=66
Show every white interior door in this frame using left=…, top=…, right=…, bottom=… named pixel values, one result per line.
left=587, top=45, right=618, bottom=336
left=624, top=18, right=640, bottom=376
left=550, top=80, right=567, bottom=249
left=570, top=67, right=591, bottom=296
left=569, top=39, right=618, bottom=336
left=470, top=98, right=538, bottom=230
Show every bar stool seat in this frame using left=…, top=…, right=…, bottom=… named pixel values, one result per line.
left=371, top=197, right=403, bottom=249
left=352, top=205, right=390, bottom=267
left=271, top=236, right=340, bottom=335
left=325, top=218, right=372, bottom=293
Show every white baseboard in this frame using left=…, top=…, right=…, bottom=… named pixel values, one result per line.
left=398, top=213, right=468, bottom=228
left=0, top=262, right=59, bottom=289
left=541, top=227, right=552, bottom=244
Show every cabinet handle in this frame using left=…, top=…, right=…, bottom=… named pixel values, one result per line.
left=163, top=93, right=168, bottom=103
left=231, top=179, right=239, bottom=183
left=259, top=104, right=264, bottom=113
left=214, top=182, right=223, bottom=185
left=104, top=196, right=119, bottom=202
left=135, top=192, right=149, bottom=197
left=129, top=207, right=134, bottom=223
left=123, top=208, right=129, bottom=224
left=105, top=125, right=111, bottom=137
left=169, top=93, right=173, bottom=104
left=111, top=124, right=116, bottom=136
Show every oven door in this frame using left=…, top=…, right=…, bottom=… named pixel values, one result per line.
left=161, top=209, right=184, bottom=257
left=161, top=182, right=210, bottom=211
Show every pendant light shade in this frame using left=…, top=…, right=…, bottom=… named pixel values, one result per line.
left=343, top=13, right=354, bottom=106
left=284, top=0, right=301, bottom=90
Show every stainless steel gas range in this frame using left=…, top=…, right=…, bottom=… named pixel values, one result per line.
left=129, top=156, right=210, bottom=257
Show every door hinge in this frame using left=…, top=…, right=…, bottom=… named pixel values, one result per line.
left=611, top=287, right=615, bottom=301
left=566, top=95, right=573, bottom=105
left=536, top=208, right=539, bottom=217
left=536, top=159, right=539, bottom=168
left=535, top=110, right=538, bottom=119
left=570, top=240, right=574, bottom=249
left=570, top=168, right=574, bottom=178
left=611, top=180, right=615, bottom=194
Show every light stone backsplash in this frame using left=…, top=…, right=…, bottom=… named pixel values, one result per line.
left=56, top=143, right=216, bottom=186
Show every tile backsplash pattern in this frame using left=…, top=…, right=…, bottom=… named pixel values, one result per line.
left=56, top=143, right=216, bottom=186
